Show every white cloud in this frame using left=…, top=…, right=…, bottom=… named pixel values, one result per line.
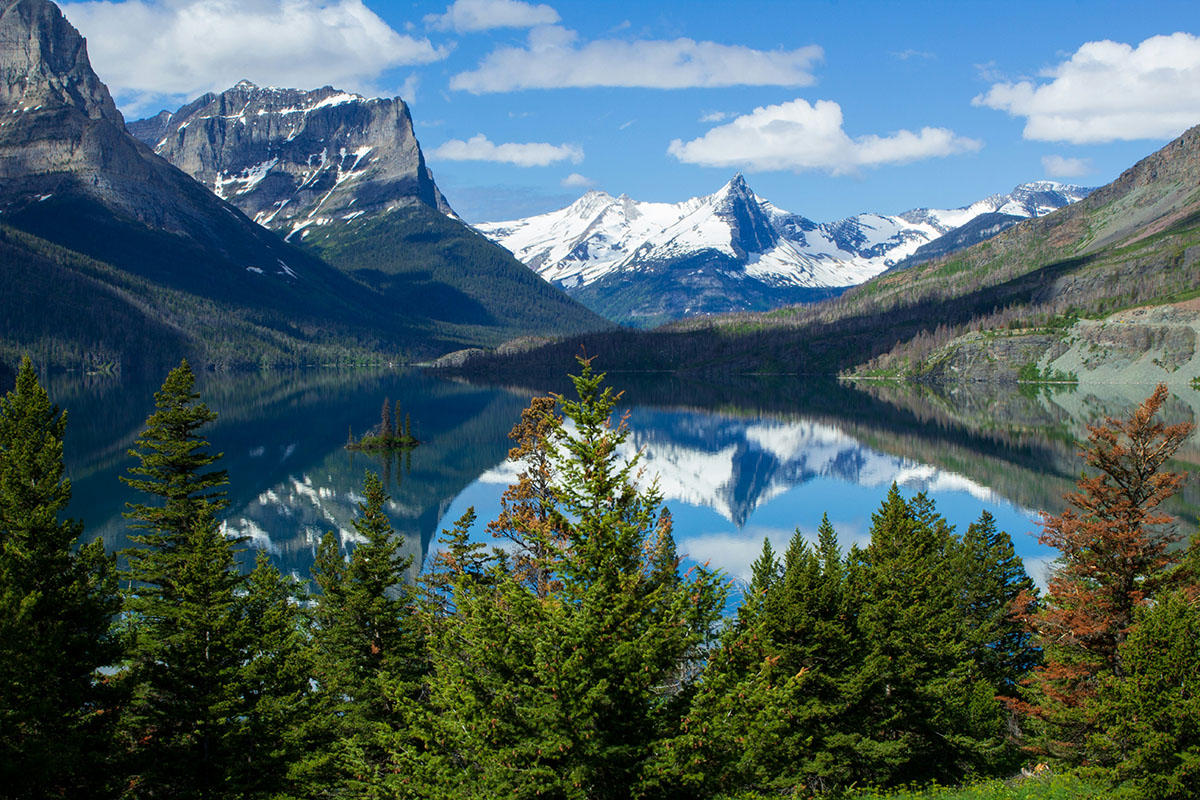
left=1041, top=154, right=1092, bottom=178
left=699, top=110, right=729, bottom=123
left=974, top=32, right=1200, bottom=143
left=424, top=0, right=559, bottom=33
left=61, top=0, right=446, bottom=106
left=430, top=134, right=582, bottom=166
left=668, top=98, right=981, bottom=175
left=561, top=172, right=593, bottom=188
left=451, top=25, right=822, bottom=93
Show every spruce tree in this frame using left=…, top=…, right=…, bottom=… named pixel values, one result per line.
left=1092, top=590, right=1200, bottom=800
left=1022, top=384, right=1193, bottom=760
left=0, top=356, right=120, bottom=798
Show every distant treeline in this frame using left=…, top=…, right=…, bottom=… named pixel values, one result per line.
left=2, top=358, right=1198, bottom=799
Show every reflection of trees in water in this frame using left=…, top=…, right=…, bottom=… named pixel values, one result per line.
left=58, top=368, right=533, bottom=582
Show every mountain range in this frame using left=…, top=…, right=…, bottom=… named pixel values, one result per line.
left=476, top=176, right=1090, bottom=325
left=0, top=0, right=604, bottom=378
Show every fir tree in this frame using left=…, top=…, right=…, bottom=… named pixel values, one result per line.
left=116, top=361, right=259, bottom=799
left=0, top=357, right=120, bottom=798
left=380, top=397, right=393, bottom=441
left=417, top=358, right=725, bottom=799
left=308, top=471, right=424, bottom=795
left=1092, top=590, right=1200, bottom=800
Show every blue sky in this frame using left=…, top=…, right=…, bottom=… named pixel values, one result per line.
left=62, top=0, right=1200, bottom=221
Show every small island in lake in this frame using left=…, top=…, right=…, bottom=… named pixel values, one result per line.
left=346, top=397, right=419, bottom=452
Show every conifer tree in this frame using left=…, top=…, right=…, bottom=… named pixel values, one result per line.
left=0, top=356, right=120, bottom=798
left=1092, top=590, right=1200, bottom=800
left=848, top=487, right=1003, bottom=787
left=380, top=397, right=393, bottom=441
left=117, top=361, right=262, bottom=799
left=417, top=358, right=725, bottom=799
left=308, top=471, right=424, bottom=794
left=1022, top=384, right=1192, bottom=759
left=953, top=511, right=1038, bottom=698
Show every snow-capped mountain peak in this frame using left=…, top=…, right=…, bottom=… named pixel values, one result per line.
left=474, top=176, right=1091, bottom=324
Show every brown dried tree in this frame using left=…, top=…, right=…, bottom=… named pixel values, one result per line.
left=1020, top=383, right=1193, bottom=759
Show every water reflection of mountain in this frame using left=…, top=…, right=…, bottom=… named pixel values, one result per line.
left=623, top=411, right=1011, bottom=526
left=52, top=366, right=1200, bottom=585
left=612, top=374, right=1200, bottom=529
left=59, top=369, right=531, bottom=580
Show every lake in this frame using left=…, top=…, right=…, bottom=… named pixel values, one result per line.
left=47, top=366, right=1200, bottom=598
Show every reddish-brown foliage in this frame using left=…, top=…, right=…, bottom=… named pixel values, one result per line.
left=1020, top=383, right=1193, bottom=758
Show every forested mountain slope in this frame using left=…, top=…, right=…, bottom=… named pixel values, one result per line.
left=130, top=82, right=608, bottom=341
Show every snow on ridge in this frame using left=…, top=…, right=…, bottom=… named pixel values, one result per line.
left=476, top=176, right=1091, bottom=293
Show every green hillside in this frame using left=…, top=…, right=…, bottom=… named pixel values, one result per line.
left=299, top=202, right=609, bottom=345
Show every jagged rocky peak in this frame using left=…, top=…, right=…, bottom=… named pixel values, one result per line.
left=131, top=80, right=454, bottom=238
left=0, top=0, right=121, bottom=122
left=712, top=173, right=777, bottom=257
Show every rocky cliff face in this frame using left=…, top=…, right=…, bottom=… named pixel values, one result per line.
left=129, top=82, right=454, bottom=241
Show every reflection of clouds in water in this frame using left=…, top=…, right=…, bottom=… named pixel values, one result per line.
left=680, top=518, right=872, bottom=583
left=1021, top=555, right=1058, bottom=592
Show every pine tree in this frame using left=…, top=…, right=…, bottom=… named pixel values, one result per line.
left=1022, top=383, right=1193, bottom=760
left=847, top=487, right=1002, bottom=787
left=953, top=511, right=1038, bottom=698
left=0, top=356, right=120, bottom=798
left=307, top=471, right=424, bottom=795
left=380, top=397, right=393, bottom=441
left=238, top=552, right=311, bottom=799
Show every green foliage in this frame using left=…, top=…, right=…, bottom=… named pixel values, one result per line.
left=306, top=471, right=424, bottom=795
left=415, top=358, right=725, bottom=799
left=116, top=360, right=304, bottom=799
left=0, top=356, right=120, bottom=797
left=685, top=489, right=1036, bottom=798
left=1091, top=591, right=1200, bottom=800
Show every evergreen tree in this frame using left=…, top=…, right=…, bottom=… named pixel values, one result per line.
left=417, top=358, right=725, bottom=799
left=117, top=361, right=264, bottom=799
left=1022, top=384, right=1193, bottom=760
left=0, top=356, right=120, bottom=798
left=307, top=471, right=424, bottom=795
left=847, top=487, right=1003, bottom=787
left=1092, top=591, right=1200, bottom=800
left=238, top=552, right=312, bottom=799
left=953, top=511, right=1039, bottom=698
left=380, top=397, right=393, bottom=441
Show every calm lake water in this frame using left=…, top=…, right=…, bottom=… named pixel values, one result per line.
left=47, top=367, right=1200, bottom=597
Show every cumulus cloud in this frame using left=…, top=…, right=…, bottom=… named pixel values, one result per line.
left=974, top=32, right=1200, bottom=143
left=561, top=172, right=594, bottom=188
left=668, top=98, right=981, bottom=175
left=430, top=134, right=583, bottom=166
left=61, top=0, right=446, bottom=105
left=424, top=0, right=559, bottom=33
left=451, top=25, right=822, bottom=93
left=1041, top=154, right=1092, bottom=178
